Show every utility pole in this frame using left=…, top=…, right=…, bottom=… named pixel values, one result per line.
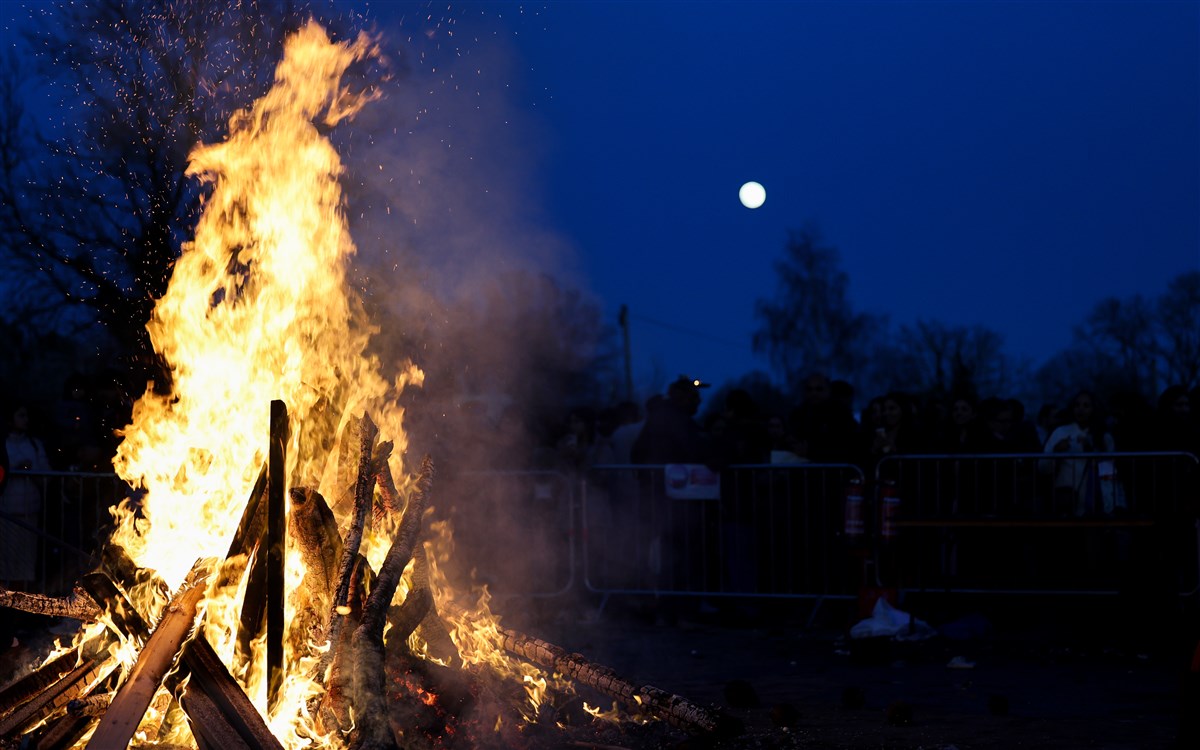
left=619, top=304, right=634, bottom=402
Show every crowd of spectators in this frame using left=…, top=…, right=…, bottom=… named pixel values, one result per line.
left=548, top=373, right=1200, bottom=475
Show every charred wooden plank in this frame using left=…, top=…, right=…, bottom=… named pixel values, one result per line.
left=372, top=453, right=460, bottom=667
left=180, top=636, right=284, bottom=750
left=32, top=711, right=95, bottom=750
left=411, top=546, right=461, bottom=669
left=235, top=544, right=267, bottom=673
left=370, top=439, right=400, bottom=522
left=349, top=455, right=432, bottom=750
left=267, top=399, right=289, bottom=712
left=333, top=413, right=378, bottom=617
left=216, top=462, right=269, bottom=592
left=0, top=585, right=101, bottom=622
left=81, top=571, right=151, bottom=642
left=180, top=684, right=255, bottom=750
left=85, top=560, right=213, bottom=750
left=26, top=671, right=119, bottom=750
left=315, top=413, right=378, bottom=689
left=0, top=648, right=83, bottom=721
left=362, top=455, right=431, bottom=637
left=0, top=655, right=113, bottom=739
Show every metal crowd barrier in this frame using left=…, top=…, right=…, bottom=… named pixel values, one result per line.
left=0, top=471, right=132, bottom=595
left=581, top=463, right=865, bottom=609
left=873, top=451, right=1200, bottom=597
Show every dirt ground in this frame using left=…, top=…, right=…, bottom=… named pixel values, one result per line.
left=1, top=592, right=1195, bottom=749
left=496, top=591, right=1198, bottom=750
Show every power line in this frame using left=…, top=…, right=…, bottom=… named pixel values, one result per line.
left=628, top=312, right=753, bottom=351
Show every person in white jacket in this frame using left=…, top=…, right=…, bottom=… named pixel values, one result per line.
left=0, top=404, right=51, bottom=588
left=1044, top=391, right=1115, bottom=516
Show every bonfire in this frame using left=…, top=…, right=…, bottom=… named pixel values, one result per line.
left=0, top=21, right=721, bottom=750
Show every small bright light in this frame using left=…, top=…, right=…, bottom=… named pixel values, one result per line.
left=739, top=181, right=766, bottom=209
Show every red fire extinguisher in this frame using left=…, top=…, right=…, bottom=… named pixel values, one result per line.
left=844, top=477, right=865, bottom=540
left=879, top=479, right=901, bottom=542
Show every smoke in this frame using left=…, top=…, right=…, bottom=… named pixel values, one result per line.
left=326, top=8, right=606, bottom=599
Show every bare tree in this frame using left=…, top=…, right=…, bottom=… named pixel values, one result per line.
left=752, top=225, right=885, bottom=393
left=0, top=0, right=322, bottom=384
left=1156, top=270, right=1200, bottom=388
left=1073, top=294, right=1158, bottom=395
left=884, top=319, right=1015, bottom=400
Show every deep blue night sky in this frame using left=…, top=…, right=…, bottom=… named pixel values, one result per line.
left=455, top=0, right=1200, bottom=393
left=3, top=1, right=1198, bottom=396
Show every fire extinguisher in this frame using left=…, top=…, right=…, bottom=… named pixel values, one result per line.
left=879, top=479, right=901, bottom=542
left=844, top=477, right=865, bottom=540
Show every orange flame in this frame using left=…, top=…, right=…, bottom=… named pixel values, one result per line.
left=101, top=18, right=555, bottom=747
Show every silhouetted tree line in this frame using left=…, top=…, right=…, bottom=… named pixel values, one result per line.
left=751, top=225, right=1199, bottom=412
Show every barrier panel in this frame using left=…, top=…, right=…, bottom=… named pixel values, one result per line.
left=873, top=451, right=1200, bottom=596
left=437, top=470, right=575, bottom=600
left=0, top=471, right=132, bottom=595
left=581, top=463, right=865, bottom=603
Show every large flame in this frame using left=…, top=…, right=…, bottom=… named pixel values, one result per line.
left=104, top=19, right=554, bottom=748
left=102, top=20, right=556, bottom=744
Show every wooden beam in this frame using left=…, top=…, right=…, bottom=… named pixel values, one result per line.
left=0, top=648, right=82, bottom=721
left=0, top=585, right=101, bottom=622
left=181, top=637, right=284, bottom=750
left=0, top=656, right=112, bottom=739
left=180, top=684, right=255, bottom=750
left=85, top=560, right=212, bottom=750
left=267, top=399, right=289, bottom=713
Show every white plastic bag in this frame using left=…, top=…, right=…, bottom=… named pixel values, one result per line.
left=850, top=596, right=935, bottom=641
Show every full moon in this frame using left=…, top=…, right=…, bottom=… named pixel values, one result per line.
left=739, top=181, right=766, bottom=209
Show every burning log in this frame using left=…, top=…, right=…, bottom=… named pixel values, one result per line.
left=288, top=484, right=343, bottom=652
left=370, top=439, right=402, bottom=520
left=0, top=649, right=94, bottom=725
left=335, top=413, right=380, bottom=614
left=267, top=399, right=289, bottom=711
left=21, top=672, right=120, bottom=750
left=179, top=637, right=285, bottom=750
left=409, top=547, right=461, bottom=669
left=372, top=450, right=460, bottom=669
left=442, top=603, right=726, bottom=736
left=0, top=650, right=115, bottom=740
left=66, top=694, right=110, bottom=718
left=347, top=456, right=432, bottom=749
left=91, top=557, right=284, bottom=750
left=179, top=684, right=258, bottom=750
left=0, top=585, right=101, bottom=622
left=216, top=464, right=269, bottom=593
left=85, top=560, right=212, bottom=749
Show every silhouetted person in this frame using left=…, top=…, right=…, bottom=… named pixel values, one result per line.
left=1152, top=385, right=1200, bottom=456
left=0, top=404, right=51, bottom=590
left=787, top=373, right=859, bottom=464
left=978, top=397, right=1040, bottom=453
left=713, top=388, right=770, bottom=467
left=937, top=394, right=988, bottom=453
left=631, top=377, right=712, bottom=465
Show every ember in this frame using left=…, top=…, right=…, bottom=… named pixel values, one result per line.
left=0, top=18, right=723, bottom=750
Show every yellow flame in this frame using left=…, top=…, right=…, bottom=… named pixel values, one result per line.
left=103, top=19, right=418, bottom=746
left=95, top=18, right=558, bottom=747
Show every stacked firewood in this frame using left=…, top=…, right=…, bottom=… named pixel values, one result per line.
left=0, top=405, right=724, bottom=750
